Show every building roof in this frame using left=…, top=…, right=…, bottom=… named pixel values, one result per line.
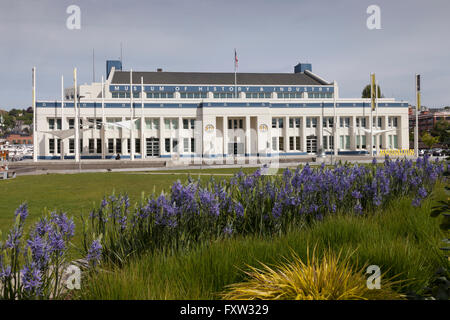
left=111, top=71, right=330, bottom=86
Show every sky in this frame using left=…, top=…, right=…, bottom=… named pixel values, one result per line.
left=0, top=0, right=449, bottom=110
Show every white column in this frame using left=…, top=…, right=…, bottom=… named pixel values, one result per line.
left=223, top=115, right=228, bottom=157
left=178, top=116, right=183, bottom=157
left=301, top=116, right=306, bottom=152
left=159, top=116, right=164, bottom=156
left=318, top=115, right=323, bottom=155
left=245, top=116, right=251, bottom=156
left=283, top=116, right=288, bottom=153
left=350, top=116, right=357, bottom=150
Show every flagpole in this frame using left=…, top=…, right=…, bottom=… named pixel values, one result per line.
left=74, top=68, right=79, bottom=162
left=414, top=74, right=420, bottom=157
left=61, top=75, right=64, bottom=160
left=375, top=79, right=379, bottom=156
left=32, top=67, right=37, bottom=162
left=101, top=75, right=105, bottom=160
left=130, top=69, right=134, bottom=161
left=234, top=49, right=237, bottom=99
left=370, top=73, right=375, bottom=157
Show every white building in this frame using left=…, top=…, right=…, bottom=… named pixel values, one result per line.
left=34, top=61, right=409, bottom=161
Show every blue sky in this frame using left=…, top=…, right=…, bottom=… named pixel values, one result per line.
left=0, top=0, right=449, bottom=109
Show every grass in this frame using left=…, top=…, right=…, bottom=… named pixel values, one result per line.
left=0, top=169, right=256, bottom=233
left=77, top=182, right=448, bottom=300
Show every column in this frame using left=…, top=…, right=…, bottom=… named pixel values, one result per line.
left=284, top=116, right=288, bottom=153
left=223, top=115, right=228, bottom=157
left=301, top=117, right=306, bottom=152
left=382, top=115, right=388, bottom=149
left=350, top=116, right=357, bottom=150
left=159, top=116, right=164, bottom=156
left=245, top=116, right=251, bottom=156
left=318, top=115, right=323, bottom=154
left=334, top=115, right=339, bottom=154
left=178, top=116, right=183, bottom=157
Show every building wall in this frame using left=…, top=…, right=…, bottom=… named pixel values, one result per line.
left=34, top=98, right=409, bottom=160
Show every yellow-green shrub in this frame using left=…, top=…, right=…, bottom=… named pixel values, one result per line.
left=222, top=248, right=404, bottom=300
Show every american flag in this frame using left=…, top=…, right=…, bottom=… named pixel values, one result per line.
left=234, top=49, right=238, bottom=70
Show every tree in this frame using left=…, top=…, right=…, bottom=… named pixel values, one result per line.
left=362, top=84, right=382, bottom=99
left=431, top=120, right=450, bottom=148
left=421, top=131, right=439, bottom=149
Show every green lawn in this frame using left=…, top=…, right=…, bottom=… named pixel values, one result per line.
left=0, top=168, right=254, bottom=233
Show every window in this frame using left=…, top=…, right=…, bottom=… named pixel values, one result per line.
left=48, top=119, right=55, bottom=130
left=108, top=139, right=114, bottom=153
left=213, top=92, right=233, bottom=99
left=172, top=139, right=178, bottom=152
left=228, top=119, right=243, bottom=129
left=56, top=119, right=62, bottom=130
left=184, top=138, right=189, bottom=152
left=69, top=139, right=75, bottom=153
left=145, top=118, right=153, bottom=129
left=48, top=139, right=54, bottom=153
left=290, top=136, right=301, bottom=151
left=340, top=117, right=350, bottom=128
left=393, top=135, right=398, bottom=149
left=89, top=139, right=95, bottom=153
left=79, top=139, right=83, bottom=153
left=135, top=139, right=141, bottom=153
left=289, top=118, right=301, bottom=128
left=308, top=92, right=333, bottom=99
left=183, top=119, right=195, bottom=130
left=306, top=117, right=317, bottom=128
left=116, top=139, right=121, bottom=154
left=272, top=118, right=284, bottom=129
left=180, top=92, right=207, bottom=99
left=97, top=139, right=102, bottom=154
left=246, top=92, right=271, bottom=99
left=191, top=138, right=195, bottom=153
left=147, top=92, right=174, bottom=99
left=272, top=137, right=278, bottom=151
left=279, top=137, right=284, bottom=151
left=127, top=139, right=131, bottom=154
left=165, top=139, right=170, bottom=153
left=277, top=92, right=302, bottom=99
left=112, top=92, right=118, bottom=98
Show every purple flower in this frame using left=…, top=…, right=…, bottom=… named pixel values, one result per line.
left=86, top=239, right=102, bottom=267
left=351, top=191, right=362, bottom=199
left=21, top=263, right=42, bottom=293
left=354, top=203, right=363, bottom=214
left=14, top=203, right=29, bottom=221
left=223, top=225, right=233, bottom=236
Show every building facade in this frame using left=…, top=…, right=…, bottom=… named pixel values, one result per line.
left=34, top=61, right=409, bottom=160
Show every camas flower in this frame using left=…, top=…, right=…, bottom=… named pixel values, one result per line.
left=86, top=239, right=102, bottom=268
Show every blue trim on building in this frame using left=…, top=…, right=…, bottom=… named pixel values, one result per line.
left=36, top=101, right=409, bottom=109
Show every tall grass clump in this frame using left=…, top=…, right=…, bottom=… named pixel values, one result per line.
left=221, top=248, right=403, bottom=300
left=82, top=155, right=445, bottom=265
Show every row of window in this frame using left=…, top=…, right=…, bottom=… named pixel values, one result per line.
left=110, top=92, right=334, bottom=99
left=48, top=138, right=198, bottom=154
left=47, top=116, right=400, bottom=131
